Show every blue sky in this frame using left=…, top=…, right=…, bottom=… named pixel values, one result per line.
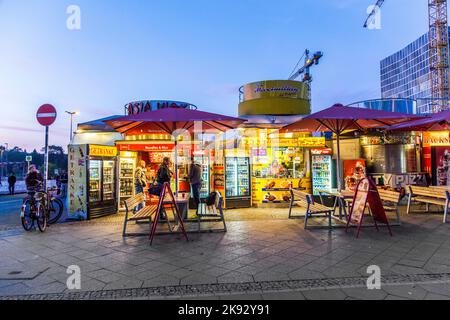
left=0, top=0, right=432, bottom=150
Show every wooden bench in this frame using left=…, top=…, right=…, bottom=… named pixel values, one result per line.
left=288, top=189, right=334, bottom=229
left=378, top=189, right=402, bottom=225
left=196, top=192, right=227, bottom=233
left=406, top=185, right=450, bottom=223
left=122, top=193, right=160, bottom=237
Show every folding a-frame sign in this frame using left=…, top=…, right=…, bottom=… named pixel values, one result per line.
left=150, top=182, right=189, bottom=245
left=346, top=178, right=392, bottom=238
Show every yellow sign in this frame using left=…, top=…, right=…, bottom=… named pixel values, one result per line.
left=423, top=131, right=450, bottom=147
left=298, top=137, right=326, bottom=147
left=243, top=80, right=309, bottom=100
left=89, top=145, right=117, bottom=157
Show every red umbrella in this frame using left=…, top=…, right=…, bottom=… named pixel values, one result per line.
left=281, top=104, right=423, bottom=190
left=387, top=110, right=450, bottom=132
left=105, top=108, right=246, bottom=192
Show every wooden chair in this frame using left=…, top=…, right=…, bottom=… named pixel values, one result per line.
left=122, top=193, right=160, bottom=237
left=377, top=189, right=402, bottom=225
left=196, top=192, right=227, bottom=233
left=289, top=189, right=334, bottom=229
left=406, top=185, right=450, bottom=223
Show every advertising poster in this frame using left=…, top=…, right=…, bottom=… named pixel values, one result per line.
left=344, top=160, right=366, bottom=191
left=435, top=147, right=450, bottom=186
left=68, top=145, right=88, bottom=220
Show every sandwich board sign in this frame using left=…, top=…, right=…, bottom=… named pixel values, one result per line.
left=346, top=178, right=392, bottom=238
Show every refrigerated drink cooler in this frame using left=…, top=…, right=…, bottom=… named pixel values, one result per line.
left=119, top=157, right=135, bottom=211
left=194, top=155, right=210, bottom=198
left=88, top=158, right=117, bottom=219
left=225, top=157, right=251, bottom=208
left=311, top=148, right=336, bottom=196
left=68, top=144, right=118, bottom=220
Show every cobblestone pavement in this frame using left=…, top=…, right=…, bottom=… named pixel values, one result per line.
left=1, top=205, right=450, bottom=300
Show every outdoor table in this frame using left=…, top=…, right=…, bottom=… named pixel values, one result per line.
left=318, top=189, right=355, bottom=221
left=162, top=193, right=189, bottom=220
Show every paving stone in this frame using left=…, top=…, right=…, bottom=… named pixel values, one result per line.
left=261, top=290, right=306, bottom=300
left=303, top=289, right=347, bottom=300
left=382, top=285, right=428, bottom=300
left=342, top=287, right=388, bottom=300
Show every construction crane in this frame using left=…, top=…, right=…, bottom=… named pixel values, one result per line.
left=288, top=49, right=323, bottom=83
left=364, top=0, right=450, bottom=113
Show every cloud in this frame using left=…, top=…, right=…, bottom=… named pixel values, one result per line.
left=0, top=126, right=42, bottom=133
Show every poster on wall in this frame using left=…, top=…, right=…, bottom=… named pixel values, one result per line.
left=435, top=147, right=450, bottom=186
left=344, top=160, right=366, bottom=191
left=68, top=145, right=88, bottom=220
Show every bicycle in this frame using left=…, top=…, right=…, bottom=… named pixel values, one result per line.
left=21, top=182, right=64, bottom=232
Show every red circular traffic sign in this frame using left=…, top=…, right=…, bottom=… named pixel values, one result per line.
left=36, top=104, right=57, bottom=126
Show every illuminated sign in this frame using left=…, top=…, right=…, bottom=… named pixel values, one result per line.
left=423, top=131, right=450, bottom=147
left=298, top=137, right=326, bottom=147
left=89, top=145, right=117, bottom=157
left=311, top=148, right=333, bottom=155
left=117, top=143, right=175, bottom=152
left=242, top=80, right=309, bottom=101
left=126, top=100, right=195, bottom=115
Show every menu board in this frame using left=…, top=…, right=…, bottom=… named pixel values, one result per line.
left=68, top=145, right=88, bottom=220
left=349, top=178, right=370, bottom=225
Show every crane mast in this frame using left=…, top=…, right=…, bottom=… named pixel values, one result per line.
left=429, top=0, right=450, bottom=112
left=365, top=0, right=450, bottom=113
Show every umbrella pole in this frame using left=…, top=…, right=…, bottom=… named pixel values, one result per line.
left=175, top=139, right=178, bottom=195
left=336, top=133, right=342, bottom=191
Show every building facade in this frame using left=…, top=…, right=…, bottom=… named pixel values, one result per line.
left=380, top=29, right=450, bottom=114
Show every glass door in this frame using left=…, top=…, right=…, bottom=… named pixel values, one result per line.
left=89, top=160, right=102, bottom=203
left=237, top=157, right=250, bottom=197
left=194, top=155, right=210, bottom=198
left=312, top=155, right=332, bottom=195
left=102, top=160, right=115, bottom=201
left=225, top=157, right=238, bottom=197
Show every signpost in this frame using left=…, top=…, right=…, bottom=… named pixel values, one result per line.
left=25, top=156, right=32, bottom=173
left=36, top=104, right=57, bottom=190
left=346, top=178, right=392, bottom=238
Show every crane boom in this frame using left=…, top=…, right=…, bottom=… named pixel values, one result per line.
left=363, top=0, right=385, bottom=28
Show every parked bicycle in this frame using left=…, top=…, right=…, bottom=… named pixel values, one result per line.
left=21, top=181, right=64, bottom=232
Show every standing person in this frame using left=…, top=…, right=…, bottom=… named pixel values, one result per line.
left=25, top=165, right=44, bottom=191
left=8, top=172, right=17, bottom=195
left=157, top=157, right=173, bottom=188
left=60, top=170, right=68, bottom=198
left=187, top=159, right=203, bottom=210
left=134, top=160, right=147, bottom=211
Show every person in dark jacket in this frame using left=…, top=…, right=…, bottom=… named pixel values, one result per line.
left=25, top=165, right=43, bottom=191
left=157, top=157, right=173, bottom=186
left=188, top=160, right=203, bottom=209
left=8, top=173, right=17, bottom=195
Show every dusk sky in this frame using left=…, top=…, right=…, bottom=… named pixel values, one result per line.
left=0, top=0, right=431, bottom=151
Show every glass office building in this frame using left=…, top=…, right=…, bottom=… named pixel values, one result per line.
left=348, top=98, right=417, bottom=114
left=380, top=29, right=450, bottom=114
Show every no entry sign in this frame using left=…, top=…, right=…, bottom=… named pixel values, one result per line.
left=36, top=104, right=57, bottom=127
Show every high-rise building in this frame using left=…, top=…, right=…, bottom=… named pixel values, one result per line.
left=380, top=29, right=450, bottom=114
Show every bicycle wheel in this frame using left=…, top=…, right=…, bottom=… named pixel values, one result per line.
left=21, top=199, right=34, bottom=231
left=36, top=202, right=48, bottom=232
left=48, top=198, right=64, bottom=224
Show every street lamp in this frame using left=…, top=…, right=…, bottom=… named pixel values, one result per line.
left=65, top=111, right=78, bottom=141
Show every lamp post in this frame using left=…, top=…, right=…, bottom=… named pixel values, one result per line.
left=65, top=111, right=78, bottom=141
left=4, top=143, right=8, bottom=177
